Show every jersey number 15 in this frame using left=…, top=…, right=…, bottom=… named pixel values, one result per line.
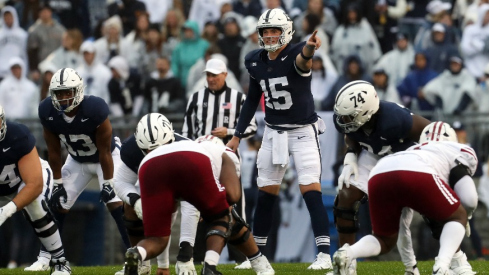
left=260, top=77, right=293, bottom=110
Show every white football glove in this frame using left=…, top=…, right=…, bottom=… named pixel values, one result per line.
left=0, top=201, right=17, bottom=227
left=134, top=199, right=143, bottom=220
left=338, top=152, right=358, bottom=190
left=466, top=222, right=471, bottom=237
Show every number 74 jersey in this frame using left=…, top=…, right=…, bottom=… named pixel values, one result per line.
left=245, top=41, right=318, bottom=127
left=38, top=95, right=116, bottom=163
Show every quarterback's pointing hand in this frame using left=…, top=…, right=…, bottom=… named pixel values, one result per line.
left=307, top=30, right=321, bottom=51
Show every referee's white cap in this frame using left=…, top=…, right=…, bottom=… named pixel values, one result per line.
left=204, top=58, right=227, bottom=74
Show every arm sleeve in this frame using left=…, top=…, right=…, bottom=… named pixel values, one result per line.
left=114, top=162, right=139, bottom=205
left=234, top=76, right=262, bottom=138
left=237, top=93, right=257, bottom=139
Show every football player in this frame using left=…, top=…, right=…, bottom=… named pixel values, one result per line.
left=226, top=8, right=332, bottom=270
left=124, top=119, right=275, bottom=275
left=333, top=122, right=478, bottom=275
left=332, top=81, right=475, bottom=275
left=114, top=113, right=199, bottom=275
left=0, top=105, right=70, bottom=274
left=31, top=68, right=130, bottom=269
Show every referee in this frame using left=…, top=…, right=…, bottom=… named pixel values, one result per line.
left=182, top=58, right=257, bottom=265
left=182, top=58, right=257, bottom=143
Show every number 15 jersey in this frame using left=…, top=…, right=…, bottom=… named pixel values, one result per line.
left=244, top=41, right=317, bottom=128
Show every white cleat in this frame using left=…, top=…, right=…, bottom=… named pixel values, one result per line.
left=308, top=252, right=333, bottom=270
left=404, top=264, right=420, bottom=275
left=333, top=244, right=353, bottom=275
left=175, top=258, right=197, bottom=275
left=433, top=261, right=451, bottom=275
left=450, top=251, right=477, bottom=275
left=348, top=259, right=357, bottom=275
left=235, top=259, right=252, bottom=269
left=50, top=257, right=72, bottom=275
left=24, top=257, right=50, bottom=271
left=250, top=255, right=275, bottom=275
left=115, top=262, right=152, bottom=275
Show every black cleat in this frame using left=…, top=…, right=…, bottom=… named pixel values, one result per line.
left=124, top=247, right=141, bottom=275
left=201, top=263, right=222, bottom=275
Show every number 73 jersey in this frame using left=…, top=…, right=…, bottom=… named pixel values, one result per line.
left=39, top=95, right=116, bottom=163
left=245, top=41, right=317, bottom=126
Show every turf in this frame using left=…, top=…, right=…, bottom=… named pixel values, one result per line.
left=1, top=261, right=488, bottom=274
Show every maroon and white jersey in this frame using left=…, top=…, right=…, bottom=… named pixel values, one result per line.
left=370, top=141, right=478, bottom=184
left=140, top=140, right=226, bottom=179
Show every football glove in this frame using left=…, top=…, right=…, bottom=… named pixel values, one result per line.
left=100, top=179, right=116, bottom=203
left=338, top=152, right=358, bottom=190
left=134, top=199, right=143, bottom=220
left=50, top=179, right=68, bottom=209
left=0, top=201, right=17, bottom=227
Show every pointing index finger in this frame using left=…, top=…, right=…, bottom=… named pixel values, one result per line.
left=310, top=30, right=318, bottom=39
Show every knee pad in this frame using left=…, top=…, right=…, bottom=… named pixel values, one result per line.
left=123, top=215, right=144, bottom=237
left=206, top=211, right=233, bottom=241
left=22, top=207, right=58, bottom=238
left=333, top=194, right=366, bottom=234
left=422, top=215, right=444, bottom=240
left=228, top=207, right=251, bottom=245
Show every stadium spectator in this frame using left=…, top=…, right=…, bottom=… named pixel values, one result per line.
left=139, top=0, right=173, bottom=25
left=0, top=57, right=38, bottom=119
left=239, top=16, right=260, bottom=91
left=187, top=0, right=221, bottom=32
left=371, top=67, right=402, bottom=105
left=330, top=3, right=382, bottom=75
left=374, top=32, right=415, bottom=86
left=201, top=21, right=220, bottom=49
left=39, top=29, right=83, bottom=72
left=93, top=15, right=129, bottom=65
left=48, top=0, right=91, bottom=38
left=460, top=4, right=489, bottom=80
left=422, top=55, right=477, bottom=115
left=300, top=13, right=329, bottom=57
left=27, top=2, right=65, bottom=82
left=123, top=12, right=149, bottom=75
left=140, top=24, right=167, bottom=80
left=294, top=0, right=337, bottom=42
left=311, top=54, right=338, bottom=111
left=233, top=0, right=263, bottom=18
left=0, top=6, right=27, bottom=81
left=322, top=55, right=371, bottom=111
left=477, top=63, right=489, bottom=113
left=107, top=56, right=143, bottom=117
left=171, top=20, right=209, bottom=90
left=217, top=17, right=246, bottom=81
left=215, top=2, right=243, bottom=35
left=160, top=8, right=185, bottom=56
left=398, top=0, right=428, bottom=42
left=39, top=62, right=58, bottom=100
left=144, top=56, right=186, bottom=114
left=107, top=0, right=146, bottom=36
left=397, top=51, right=438, bottom=112
left=76, top=41, right=112, bottom=104
left=187, top=45, right=222, bottom=96
left=423, top=23, right=460, bottom=74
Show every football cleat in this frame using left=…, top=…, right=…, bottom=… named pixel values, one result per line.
left=176, top=258, right=197, bottom=275
left=25, top=257, right=50, bottom=271
left=124, top=247, right=142, bottom=275
left=234, top=259, right=252, bottom=269
left=250, top=255, right=275, bottom=275
left=432, top=262, right=451, bottom=275
left=333, top=244, right=353, bottom=275
left=405, top=264, right=420, bottom=275
left=201, top=263, right=222, bottom=275
left=115, top=264, right=151, bottom=275
left=348, top=259, right=357, bottom=275
left=307, top=252, right=333, bottom=270
left=450, top=251, right=477, bottom=275
left=50, top=257, right=71, bottom=275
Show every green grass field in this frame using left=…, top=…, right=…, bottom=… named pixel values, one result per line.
left=0, top=261, right=488, bottom=275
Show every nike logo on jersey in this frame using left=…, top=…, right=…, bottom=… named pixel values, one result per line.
left=81, top=118, right=89, bottom=122
left=281, top=55, right=288, bottom=61
left=3, top=147, right=10, bottom=152
left=298, top=136, right=307, bottom=139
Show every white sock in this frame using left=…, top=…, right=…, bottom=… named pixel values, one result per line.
left=350, top=235, right=382, bottom=259
left=204, top=250, right=220, bottom=266
left=137, top=246, right=148, bottom=261
left=180, top=201, right=199, bottom=246
left=438, top=221, right=465, bottom=265
left=452, top=250, right=463, bottom=259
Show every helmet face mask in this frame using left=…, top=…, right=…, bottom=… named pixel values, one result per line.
left=49, top=68, right=84, bottom=113
left=419, top=122, right=458, bottom=143
left=135, top=113, right=175, bottom=153
left=0, top=105, right=6, bottom=142
left=334, top=81, right=379, bottom=133
left=257, top=9, right=294, bottom=52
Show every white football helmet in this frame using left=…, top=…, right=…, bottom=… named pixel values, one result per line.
left=257, top=8, right=294, bottom=52
left=419, top=122, right=458, bottom=143
left=195, top=135, right=225, bottom=146
left=0, top=105, right=6, bottom=142
left=49, top=68, right=84, bottom=113
left=334, top=80, right=379, bottom=133
left=135, top=113, right=175, bottom=152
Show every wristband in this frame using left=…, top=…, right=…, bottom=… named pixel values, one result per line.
left=300, top=50, right=313, bottom=60
left=53, top=178, right=63, bottom=186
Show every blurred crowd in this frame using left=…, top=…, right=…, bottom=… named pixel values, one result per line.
left=1, top=0, right=489, bottom=121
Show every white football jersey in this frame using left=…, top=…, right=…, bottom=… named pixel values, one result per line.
left=370, top=141, right=478, bottom=184
left=140, top=140, right=226, bottom=179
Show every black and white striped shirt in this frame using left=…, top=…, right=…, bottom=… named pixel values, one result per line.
left=182, top=84, right=257, bottom=143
